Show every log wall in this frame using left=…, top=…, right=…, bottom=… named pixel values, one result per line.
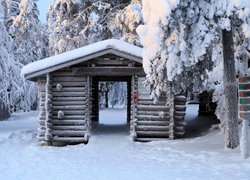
left=37, top=78, right=46, bottom=144
left=51, top=69, right=90, bottom=145
left=132, top=77, right=187, bottom=141
left=35, top=69, right=91, bottom=146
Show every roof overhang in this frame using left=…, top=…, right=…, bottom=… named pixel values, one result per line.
left=21, top=39, right=143, bottom=81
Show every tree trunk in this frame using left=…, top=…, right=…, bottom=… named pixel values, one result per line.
left=222, top=29, right=239, bottom=149
left=240, top=119, right=249, bottom=158
left=0, top=108, right=10, bottom=121
left=105, top=84, right=109, bottom=108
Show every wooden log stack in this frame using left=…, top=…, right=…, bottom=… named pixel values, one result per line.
left=37, top=69, right=90, bottom=146
left=132, top=79, right=187, bottom=141
left=51, top=69, right=90, bottom=145
left=238, top=76, right=250, bottom=159
left=37, top=78, right=46, bottom=144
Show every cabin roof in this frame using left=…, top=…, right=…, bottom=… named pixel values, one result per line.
left=21, top=39, right=143, bottom=80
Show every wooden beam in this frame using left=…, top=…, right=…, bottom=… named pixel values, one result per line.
left=72, top=67, right=145, bottom=76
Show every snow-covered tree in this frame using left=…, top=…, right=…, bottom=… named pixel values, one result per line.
left=3, top=0, right=21, bottom=29
left=137, top=0, right=250, bottom=149
left=0, top=1, right=37, bottom=114
left=115, top=1, right=143, bottom=46
left=48, top=0, right=127, bottom=55
left=7, top=0, right=48, bottom=64
left=108, top=82, right=127, bottom=108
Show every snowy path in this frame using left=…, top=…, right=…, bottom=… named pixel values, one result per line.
left=0, top=106, right=249, bottom=180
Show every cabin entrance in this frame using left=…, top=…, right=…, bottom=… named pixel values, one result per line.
left=91, top=76, right=132, bottom=134
left=23, top=39, right=187, bottom=145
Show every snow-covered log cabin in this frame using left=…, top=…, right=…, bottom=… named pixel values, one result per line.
left=21, top=39, right=186, bottom=146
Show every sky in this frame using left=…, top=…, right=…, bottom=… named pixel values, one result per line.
left=37, top=0, right=50, bottom=23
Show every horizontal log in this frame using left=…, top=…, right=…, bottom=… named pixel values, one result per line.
left=174, top=116, right=185, bottom=121
left=137, top=111, right=170, bottom=116
left=52, top=87, right=87, bottom=92
left=52, top=105, right=87, bottom=110
left=136, top=115, right=170, bottom=121
left=72, top=67, right=145, bottom=76
left=52, top=92, right=87, bottom=97
left=137, top=99, right=153, bottom=102
left=53, top=126, right=87, bottom=131
left=175, top=105, right=186, bottom=111
left=136, top=131, right=169, bottom=138
left=174, top=126, right=185, bottom=132
left=137, top=105, right=170, bottom=111
left=91, top=59, right=131, bottom=65
left=239, top=112, right=250, bottom=119
left=136, top=121, right=169, bottom=126
left=175, top=121, right=187, bottom=126
left=52, top=70, right=74, bottom=75
left=137, top=100, right=165, bottom=106
left=238, top=76, right=250, bottom=83
left=175, top=101, right=186, bottom=105
left=174, top=111, right=186, bottom=116
left=52, top=120, right=86, bottom=125
left=174, top=96, right=186, bottom=102
left=52, top=77, right=87, bottom=82
left=239, top=105, right=250, bottom=111
left=239, top=91, right=250, bottom=97
left=239, top=83, right=250, bottom=90
left=136, top=125, right=169, bottom=131
left=52, top=137, right=87, bottom=143
left=52, top=82, right=87, bottom=87
left=52, top=111, right=86, bottom=115
left=52, top=115, right=86, bottom=120
left=52, top=101, right=87, bottom=106
left=52, top=130, right=86, bottom=136
left=52, top=97, right=87, bottom=101
left=239, top=97, right=250, bottom=105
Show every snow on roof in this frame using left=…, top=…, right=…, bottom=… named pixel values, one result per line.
left=21, top=39, right=142, bottom=79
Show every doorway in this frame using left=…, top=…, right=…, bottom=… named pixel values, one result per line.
left=91, top=76, right=132, bottom=134
left=99, top=81, right=127, bottom=125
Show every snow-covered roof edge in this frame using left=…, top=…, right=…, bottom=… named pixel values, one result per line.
left=21, top=39, right=143, bottom=80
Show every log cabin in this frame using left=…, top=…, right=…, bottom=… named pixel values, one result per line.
left=21, top=39, right=186, bottom=146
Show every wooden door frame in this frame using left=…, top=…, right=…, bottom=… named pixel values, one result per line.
left=91, top=76, right=132, bottom=124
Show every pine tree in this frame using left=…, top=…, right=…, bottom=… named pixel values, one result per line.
left=0, top=0, right=48, bottom=114
left=8, top=0, right=48, bottom=64
left=48, top=0, right=119, bottom=55
left=138, top=0, right=250, bottom=148
left=0, top=1, right=34, bottom=114
left=115, top=1, right=143, bottom=46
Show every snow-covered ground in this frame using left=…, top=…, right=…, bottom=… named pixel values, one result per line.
left=0, top=105, right=249, bottom=180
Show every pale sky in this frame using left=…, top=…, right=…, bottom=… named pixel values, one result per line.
left=37, top=0, right=50, bottom=23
